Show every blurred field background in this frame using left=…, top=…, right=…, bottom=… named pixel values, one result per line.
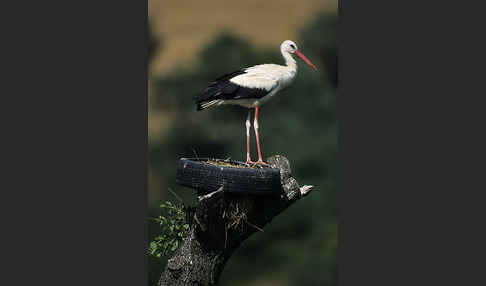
left=148, top=0, right=337, bottom=285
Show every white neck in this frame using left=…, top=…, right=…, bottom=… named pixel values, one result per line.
left=281, top=50, right=297, bottom=72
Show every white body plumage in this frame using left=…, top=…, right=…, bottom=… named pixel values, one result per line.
left=226, top=63, right=297, bottom=108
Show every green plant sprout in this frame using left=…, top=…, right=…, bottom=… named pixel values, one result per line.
left=148, top=200, right=190, bottom=258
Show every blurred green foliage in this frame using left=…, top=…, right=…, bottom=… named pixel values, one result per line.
left=149, top=11, right=337, bottom=286
left=148, top=23, right=159, bottom=61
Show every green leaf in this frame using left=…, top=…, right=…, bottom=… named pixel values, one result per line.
left=171, top=240, right=179, bottom=251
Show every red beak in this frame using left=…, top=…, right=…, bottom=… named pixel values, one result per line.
left=294, top=50, right=317, bottom=71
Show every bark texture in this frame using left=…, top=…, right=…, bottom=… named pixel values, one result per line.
left=158, top=155, right=314, bottom=286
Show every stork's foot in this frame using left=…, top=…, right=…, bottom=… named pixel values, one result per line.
left=246, top=155, right=269, bottom=167
left=255, top=160, right=268, bottom=166
left=245, top=159, right=268, bottom=167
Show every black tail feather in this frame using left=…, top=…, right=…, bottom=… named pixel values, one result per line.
left=193, top=70, right=246, bottom=110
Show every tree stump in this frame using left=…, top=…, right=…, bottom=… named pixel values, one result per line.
left=158, top=155, right=314, bottom=286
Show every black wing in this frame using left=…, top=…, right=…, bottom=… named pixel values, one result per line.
left=194, top=70, right=270, bottom=110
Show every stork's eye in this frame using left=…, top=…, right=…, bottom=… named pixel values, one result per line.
left=290, top=44, right=295, bottom=49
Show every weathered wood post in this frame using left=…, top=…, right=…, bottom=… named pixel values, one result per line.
left=158, top=155, right=314, bottom=286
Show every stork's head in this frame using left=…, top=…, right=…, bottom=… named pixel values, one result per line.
left=281, top=40, right=317, bottom=71
left=281, top=40, right=299, bottom=53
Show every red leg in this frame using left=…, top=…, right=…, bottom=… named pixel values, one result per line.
left=253, top=106, right=268, bottom=165
left=245, top=109, right=255, bottom=164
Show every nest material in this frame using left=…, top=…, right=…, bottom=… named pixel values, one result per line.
left=223, top=198, right=261, bottom=232
left=204, top=159, right=267, bottom=169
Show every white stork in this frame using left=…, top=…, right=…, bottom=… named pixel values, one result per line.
left=194, top=40, right=317, bottom=165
